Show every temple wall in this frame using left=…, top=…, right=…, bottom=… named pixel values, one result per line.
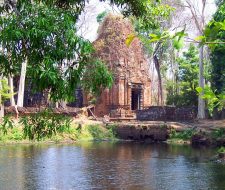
left=90, top=15, right=152, bottom=117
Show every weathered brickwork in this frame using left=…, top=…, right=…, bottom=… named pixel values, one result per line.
left=85, top=14, right=151, bottom=117
left=136, top=106, right=197, bottom=121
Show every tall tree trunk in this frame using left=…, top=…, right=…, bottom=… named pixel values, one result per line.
left=8, top=75, right=19, bottom=118
left=198, top=45, right=205, bottom=119
left=55, top=102, right=59, bottom=108
left=154, top=55, right=163, bottom=106
left=17, top=59, right=27, bottom=107
left=185, top=0, right=206, bottom=119
left=8, top=75, right=15, bottom=106
left=0, top=76, right=4, bottom=118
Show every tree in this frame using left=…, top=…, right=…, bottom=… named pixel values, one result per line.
left=0, top=78, right=12, bottom=117
left=2, top=0, right=189, bottom=113
left=205, top=2, right=225, bottom=95
left=166, top=44, right=199, bottom=106
left=127, top=1, right=173, bottom=105
left=183, top=0, right=208, bottom=119
left=0, top=0, right=113, bottom=108
left=97, top=11, right=108, bottom=23
left=215, top=0, right=225, bottom=6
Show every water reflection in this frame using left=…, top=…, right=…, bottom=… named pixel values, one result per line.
left=0, top=142, right=224, bottom=190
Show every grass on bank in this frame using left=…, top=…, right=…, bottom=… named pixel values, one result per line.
left=168, top=128, right=196, bottom=143
left=0, top=123, right=117, bottom=144
left=169, top=128, right=196, bottom=140
left=0, top=111, right=117, bottom=144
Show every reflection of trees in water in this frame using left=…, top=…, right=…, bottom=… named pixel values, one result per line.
left=82, top=142, right=225, bottom=190
left=148, top=144, right=222, bottom=190
left=1, top=143, right=225, bottom=190
left=155, top=143, right=215, bottom=162
left=206, top=164, right=225, bottom=190
left=81, top=142, right=153, bottom=189
left=0, top=145, right=42, bottom=190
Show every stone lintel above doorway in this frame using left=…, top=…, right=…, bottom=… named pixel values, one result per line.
left=128, top=82, right=143, bottom=89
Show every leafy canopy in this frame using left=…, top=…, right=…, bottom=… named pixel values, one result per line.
left=167, top=44, right=199, bottom=106
left=204, top=2, right=225, bottom=94
left=0, top=0, right=171, bottom=102
left=0, top=0, right=112, bottom=102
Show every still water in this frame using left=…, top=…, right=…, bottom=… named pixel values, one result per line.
left=0, top=142, right=225, bottom=190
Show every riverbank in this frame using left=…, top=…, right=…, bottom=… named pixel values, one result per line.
left=113, top=120, right=225, bottom=146
left=0, top=118, right=117, bottom=145
left=1, top=117, right=225, bottom=148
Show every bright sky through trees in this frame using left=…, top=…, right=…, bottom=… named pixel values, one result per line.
left=77, top=0, right=217, bottom=42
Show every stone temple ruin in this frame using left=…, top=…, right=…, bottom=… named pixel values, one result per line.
left=84, top=14, right=151, bottom=119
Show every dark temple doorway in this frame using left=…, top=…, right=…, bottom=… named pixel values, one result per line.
left=131, top=89, right=141, bottom=110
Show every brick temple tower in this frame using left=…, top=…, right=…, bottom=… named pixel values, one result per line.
left=86, top=14, right=151, bottom=118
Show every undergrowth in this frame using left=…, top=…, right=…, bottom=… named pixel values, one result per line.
left=212, top=128, right=225, bottom=139
left=0, top=110, right=117, bottom=143
left=169, top=128, right=196, bottom=141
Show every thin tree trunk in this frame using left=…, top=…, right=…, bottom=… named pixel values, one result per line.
left=185, top=0, right=206, bottom=119
left=154, top=55, right=163, bottom=106
left=8, top=75, right=15, bottom=106
left=55, top=102, right=59, bottom=108
left=0, top=76, right=4, bottom=118
left=0, top=104, right=4, bottom=118
left=17, top=59, right=27, bottom=107
left=8, top=75, right=19, bottom=118
left=198, top=45, right=205, bottom=119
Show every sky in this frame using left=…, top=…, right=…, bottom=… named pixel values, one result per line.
left=77, top=0, right=218, bottom=42
left=77, top=0, right=120, bottom=42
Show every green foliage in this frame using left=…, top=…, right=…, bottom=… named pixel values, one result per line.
left=10, top=127, right=23, bottom=141
left=97, top=11, right=108, bottom=23
left=0, top=0, right=174, bottom=105
left=212, top=128, right=225, bottom=139
left=217, top=146, right=225, bottom=154
left=167, top=44, right=199, bottom=106
left=82, top=59, right=113, bottom=96
left=0, top=79, right=13, bottom=104
left=105, top=124, right=117, bottom=138
left=0, top=116, right=14, bottom=135
left=127, top=1, right=173, bottom=52
left=170, top=129, right=195, bottom=141
left=0, top=116, right=117, bottom=143
left=19, top=110, right=72, bottom=141
left=87, top=125, right=107, bottom=139
left=0, top=0, right=113, bottom=103
left=196, top=86, right=225, bottom=115
left=68, top=124, right=117, bottom=141
left=129, top=6, right=186, bottom=53
left=126, top=33, right=136, bottom=46
left=204, top=2, right=225, bottom=95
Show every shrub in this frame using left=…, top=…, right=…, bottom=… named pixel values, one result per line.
left=19, top=109, right=72, bottom=141
left=217, top=146, right=225, bottom=154
left=0, top=116, right=13, bottom=135
left=170, top=128, right=195, bottom=140
left=212, top=128, right=225, bottom=139
left=10, top=128, right=23, bottom=141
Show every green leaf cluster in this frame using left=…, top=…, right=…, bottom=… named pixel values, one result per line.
left=19, top=109, right=72, bottom=141
left=0, top=116, right=13, bottom=135
left=166, top=44, right=199, bottom=106
left=0, top=0, right=174, bottom=105
left=204, top=2, right=225, bottom=95
left=196, top=86, right=225, bottom=116
left=82, top=59, right=113, bottom=96
left=0, top=0, right=113, bottom=102
left=0, top=79, right=13, bottom=104
left=97, top=11, right=108, bottom=23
